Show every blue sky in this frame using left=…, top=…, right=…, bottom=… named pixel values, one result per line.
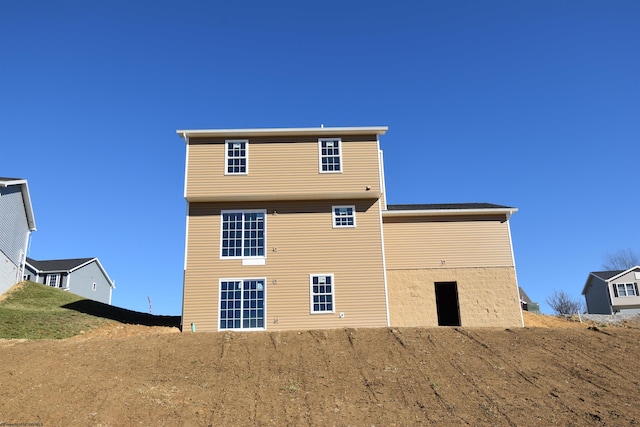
left=1, top=1, right=638, bottom=315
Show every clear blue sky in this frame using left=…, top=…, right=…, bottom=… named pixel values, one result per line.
left=1, top=1, right=638, bottom=315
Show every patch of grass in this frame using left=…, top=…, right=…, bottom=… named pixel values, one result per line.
left=0, top=282, right=111, bottom=339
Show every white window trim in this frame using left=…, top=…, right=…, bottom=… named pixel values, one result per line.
left=224, top=139, right=249, bottom=175
left=332, top=205, right=356, bottom=228
left=218, top=277, right=267, bottom=331
left=46, top=274, right=61, bottom=288
left=220, top=209, right=267, bottom=260
left=310, top=273, right=335, bottom=314
left=318, top=138, right=342, bottom=173
left=614, top=283, right=638, bottom=297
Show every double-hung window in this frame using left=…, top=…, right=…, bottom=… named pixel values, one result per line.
left=225, top=140, right=248, bottom=175
left=614, top=283, right=639, bottom=297
left=332, top=205, right=356, bottom=228
left=310, top=274, right=334, bottom=313
left=319, top=138, right=342, bottom=173
left=221, top=210, right=266, bottom=259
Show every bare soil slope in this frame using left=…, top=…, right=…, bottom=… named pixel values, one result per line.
left=1, top=316, right=639, bottom=426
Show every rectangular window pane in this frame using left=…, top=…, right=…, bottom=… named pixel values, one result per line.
left=319, top=139, right=342, bottom=173
left=310, top=274, right=335, bottom=313
left=221, top=211, right=265, bottom=258
left=226, top=141, right=247, bottom=174
left=333, top=206, right=356, bottom=228
left=220, top=279, right=265, bottom=330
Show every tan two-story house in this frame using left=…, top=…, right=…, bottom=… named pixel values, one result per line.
left=178, top=126, right=523, bottom=332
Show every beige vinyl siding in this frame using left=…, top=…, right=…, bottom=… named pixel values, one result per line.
left=383, top=215, right=514, bottom=270
left=183, top=199, right=388, bottom=332
left=185, top=135, right=381, bottom=201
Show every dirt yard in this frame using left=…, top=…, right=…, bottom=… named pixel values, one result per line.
left=1, top=313, right=639, bottom=426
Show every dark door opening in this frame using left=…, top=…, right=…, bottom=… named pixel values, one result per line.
left=435, top=281, right=461, bottom=326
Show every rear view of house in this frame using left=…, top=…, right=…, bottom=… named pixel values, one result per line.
left=0, top=177, right=36, bottom=295
left=25, top=257, right=115, bottom=305
left=178, top=126, right=523, bottom=332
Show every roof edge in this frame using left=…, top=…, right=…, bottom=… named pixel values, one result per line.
left=382, top=207, right=518, bottom=218
left=1, top=179, right=36, bottom=231
left=177, top=126, right=388, bottom=140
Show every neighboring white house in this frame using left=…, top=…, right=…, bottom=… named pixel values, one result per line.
left=24, top=257, right=115, bottom=305
left=0, top=177, right=36, bottom=296
left=582, top=266, right=640, bottom=315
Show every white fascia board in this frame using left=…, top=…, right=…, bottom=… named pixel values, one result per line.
left=176, top=126, right=388, bottom=140
left=92, top=258, right=116, bottom=289
left=0, top=180, right=36, bottom=231
left=382, top=207, right=518, bottom=218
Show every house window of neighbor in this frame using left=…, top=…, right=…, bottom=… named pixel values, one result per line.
left=319, top=138, right=342, bottom=173
left=332, top=205, right=356, bottom=228
left=310, top=274, right=334, bottom=313
left=614, top=283, right=639, bottom=297
left=225, top=140, right=248, bottom=175
left=221, top=210, right=266, bottom=258
left=46, top=274, right=60, bottom=288
left=219, top=279, right=265, bottom=330
left=92, top=282, right=97, bottom=291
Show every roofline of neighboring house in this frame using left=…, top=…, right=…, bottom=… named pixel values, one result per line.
left=382, top=206, right=518, bottom=218
left=176, top=126, right=389, bottom=139
left=581, top=265, right=640, bottom=295
left=25, top=258, right=116, bottom=289
left=0, top=178, right=36, bottom=231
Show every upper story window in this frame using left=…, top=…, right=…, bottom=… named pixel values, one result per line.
left=225, top=140, right=248, bottom=175
left=221, top=210, right=266, bottom=258
left=332, top=205, right=356, bottom=228
left=319, top=138, right=342, bottom=173
left=614, top=283, right=638, bottom=297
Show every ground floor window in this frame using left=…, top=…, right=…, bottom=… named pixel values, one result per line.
left=46, top=274, right=61, bottom=288
left=310, top=274, right=334, bottom=313
left=220, top=279, right=265, bottom=330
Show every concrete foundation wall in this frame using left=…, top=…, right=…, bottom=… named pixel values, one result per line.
left=387, top=267, right=523, bottom=328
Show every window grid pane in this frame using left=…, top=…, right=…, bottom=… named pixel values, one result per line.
left=221, top=211, right=265, bottom=258
left=220, top=279, right=265, bottom=330
left=227, top=141, right=247, bottom=174
left=333, top=206, right=355, bottom=227
left=320, top=139, right=341, bottom=172
left=311, top=275, right=334, bottom=313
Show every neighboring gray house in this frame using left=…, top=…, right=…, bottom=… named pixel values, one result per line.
left=0, top=177, right=36, bottom=296
left=25, top=257, right=115, bottom=305
left=582, top=266, right=640, bottom=315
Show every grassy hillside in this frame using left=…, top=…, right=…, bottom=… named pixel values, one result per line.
left=0, top=282, right=180, bottom=339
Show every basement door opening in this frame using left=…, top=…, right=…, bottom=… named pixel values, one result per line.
left=435, top=281, right=461, bottom=326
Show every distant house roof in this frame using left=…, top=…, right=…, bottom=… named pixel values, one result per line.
left=383, top=203, right=517, bottom=218
left=25, top=257, right=116, bottom=289
left=590, top=270, right=625, bottom=281
left=26, top=257, right=95, bottom=272
left=518, top=287, right=533, bottom=304
left=582, top=266, right=640, bottom=295
left=0, top=177, right=36, bottom=231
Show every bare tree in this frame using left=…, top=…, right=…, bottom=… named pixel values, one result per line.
left=545, top=290, right=582, bottom=315
left=602, top=248, right=640, bottom=270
